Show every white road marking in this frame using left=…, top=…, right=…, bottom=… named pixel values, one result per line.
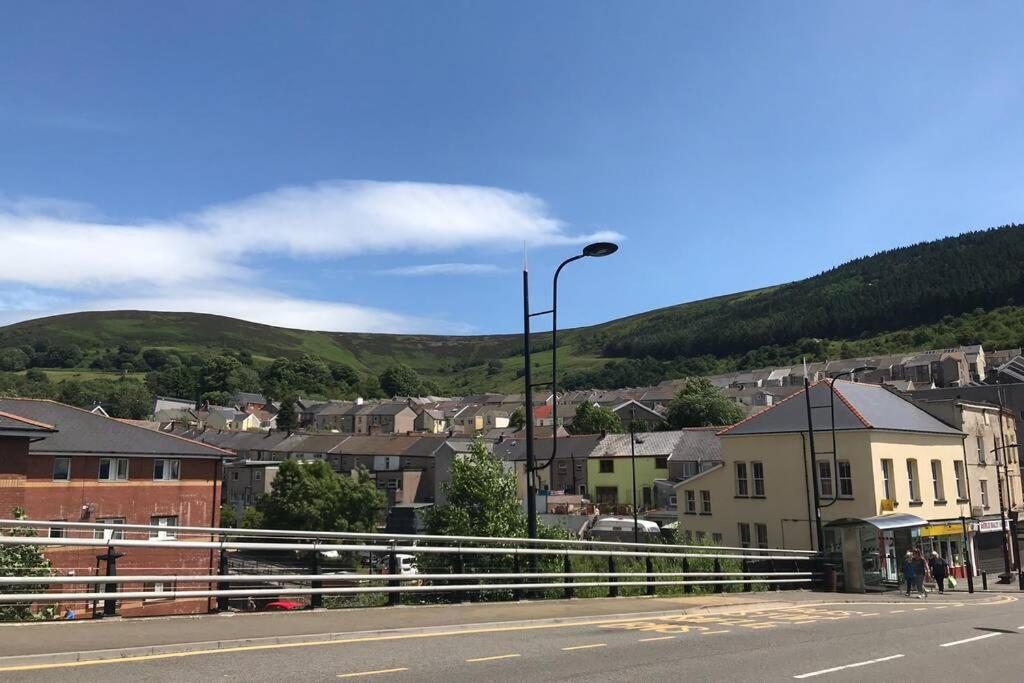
left=466, top=654, right=521, bottom=663
left=890, top=610, right=905, bottom=614
left=562, top=644, right=606, bottom=651
left=337, top=668, right=409, bottom=678
left=638, top=636, right=676, bottom=642
left=793, top=654, right=904, bottom=679
left=940, top=633, right=1002, bottom=648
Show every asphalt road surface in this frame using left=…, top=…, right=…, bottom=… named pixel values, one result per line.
left=2, top=594, right=1021, bottom=681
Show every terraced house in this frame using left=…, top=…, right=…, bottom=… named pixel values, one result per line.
left=675, top=381, right=1020, bottom=591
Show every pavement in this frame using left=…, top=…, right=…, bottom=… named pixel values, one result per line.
left=0, top=590, right=1021, bottom=681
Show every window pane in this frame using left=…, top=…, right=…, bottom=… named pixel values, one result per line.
left=154, top=460, right=164, bottom=479
left=99, top=459, right=110, bottom=479
left=53, top=457, right=70, bottom=480
left=117, top=459, right=129, bottom=480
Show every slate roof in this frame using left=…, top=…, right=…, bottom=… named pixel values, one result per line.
left=0, top=410, right=57, bottom=434
left=719, top=380, right=963, bottom=437
left=493, top=434, right=602, bottom=462
left=0, top=399, right=231, bottom=457
left=589, top=429, right=723, bottom=459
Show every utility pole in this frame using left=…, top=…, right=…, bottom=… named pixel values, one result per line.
left=522, top=267, right=538, bottom=541
left=630, top=408, right=639, bottom=545
left=803, top=377, right=824, bottom=552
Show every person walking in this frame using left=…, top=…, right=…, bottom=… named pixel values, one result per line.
left=903, top=551, right=916, bottom=597
left=928, top=551, right=949, bottom=594
left=911, top=548, right=928, bottom=597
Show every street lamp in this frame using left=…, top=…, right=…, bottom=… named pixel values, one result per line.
left=990, top=442, right=1018, bottom=580
left=522, top=241, right=618, bottom=540
left=820, top=367, right=874, bottom=511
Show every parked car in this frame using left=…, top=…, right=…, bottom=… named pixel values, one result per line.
left=373, top=553, right=419, bottom=575
left=584, top=515, right=662, bottom=544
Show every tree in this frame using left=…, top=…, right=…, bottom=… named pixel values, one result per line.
left=0, top=348, right=30, bottom=372
left=107, top=379, right=153, bottom=419
left=485, top=359, right=502, bottom=376
left=24, top=369, right=49, bottom=384
left=142, top=348, right=174, bottom=371
left=509, top=406, right=526, bottom=431
left=665, top=377, right=745, bottom=428
left=569, top=402, right=624, bottom=435
left=424, top=440, right=526, bottom=538
left=219, top=504, right=237, bottom=528
left=257, top=460, right=384, bottom=533
left=199, top=355, right=259, bottom=397
left=378, top=364, right=421, bottom=397
left=275, top=397, right=299, bottom=431
left=146, top=365, right=199, bottom=401
left=330, top=364, right=359, bottom=387
left=0, top=508, right=55, bottom=621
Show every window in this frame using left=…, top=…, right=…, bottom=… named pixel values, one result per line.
left=578, top=484, right=586, bottom=496
left=668, top=495, right=678, bottom=508
left=642, top=486, right=652, bottom=507
left=752, top=462, right=765, bottom=497
left=906, top=459, right=920, bottom=502
left=94, top=518, right=126, bottom=540
left=712, top=533, right=723, bottom=546
left=153, top=459, right=180, bottom=481
left=817, top=461, right=834, bottom=498
left=977, top=435, right=986, bottom=464
left=995, top=436, right=1002, bottom=463
left=735, top=462, right=749, bottom=497
left=980, top=480, right=990, bottom=509
left=53, top=457, right=71, bottom=481
left=755, top=523, right=769, bottom=549
left=599, top=459, right=614, bottom=473
left=49, top=522, right=66, bottom=539
left=881, top=459, right=894, bottom=499
left=954, top=461, right=967, bottom=501
left=655, top=457, right=668, bottom=469
left=984, top=411, right=991, bottom=425
left=837, top=461, right=853, bottom=498
left=557, top=461, right=568, bottom=473
left=695, top=531, right=706, bottom=543
left=930, top=460, right=945, bottom=502
left=150, top=516, right=177, bottom=540
left=231, top=471, right=240, bottom=481
left=98, top=458, right=129, bottom=481
left=738, top=523, right=751, bottom=549
left=254, top=470, right=262, bottom=481
left=684, top=490, right=696, bottom=514
left=596, top=486, right=618, bottom=505
left=700, top=490, right=712, bottom=514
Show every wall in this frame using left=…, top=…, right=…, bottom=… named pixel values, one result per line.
left=586, top=454, right=669, bottom=507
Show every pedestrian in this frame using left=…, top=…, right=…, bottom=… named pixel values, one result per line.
left=911, top=549, right=928, bottom=597
left=903, top=551, right=915, bottom=597
left=928, top=551, right=948, bottom=594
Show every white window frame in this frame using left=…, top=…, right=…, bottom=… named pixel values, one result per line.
left=980, top=479, right=990, bottom=509
left=837, top=460, right=853, bottom=498
left=817, top=461, right=834, bottom=498
left=153, top=459, right=180, bottom=482
left=735, top=462, right=749, bottom=497
left=738, top=523, right=751, bottom=549
left=684, top=490, right=696, bottom=514
left=881, top=459, right=893, bottom=500
left=150, top=516, right=178, bottom=540
left=755, top=523, right=769, bottom=550
left=954, top=460, right=966, bottom=500
left=930, top=460, right=945, bottom=502
left=53, top=456, right=71, bottom=481
left=752, top=461, right=765, bottom=497
left=977, top=435, right=986, bottom=464
left=906, top=459, right=920, bottom=502
left=98, top=458, right=129, bottom=482
left=700, top=490, right=712, bottom=515
left=253, top=470, right=263, bottom=481
left=94, top=518, right=126, bottom=540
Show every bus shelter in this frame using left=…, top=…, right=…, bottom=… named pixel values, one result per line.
left=826, top=514, right=928, bottom=592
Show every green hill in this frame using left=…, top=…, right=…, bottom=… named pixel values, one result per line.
left=2, top=223, right=1024, bottom=398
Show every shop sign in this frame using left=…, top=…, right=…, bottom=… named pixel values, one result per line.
left=974, top=519, right=1006, bottom=533
left=919, top=522, right=966, bottom=538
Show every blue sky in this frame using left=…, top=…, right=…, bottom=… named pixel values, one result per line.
left=2, top=2, right=1022, bottom=334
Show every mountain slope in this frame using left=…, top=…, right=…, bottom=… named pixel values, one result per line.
left=2, top=223, right=1024, bottom=394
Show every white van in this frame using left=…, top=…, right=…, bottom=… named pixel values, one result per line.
left=586, top=516, right=662, bottom=544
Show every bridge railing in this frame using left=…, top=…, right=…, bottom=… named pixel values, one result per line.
left=0, top=519, right=818, bottom=614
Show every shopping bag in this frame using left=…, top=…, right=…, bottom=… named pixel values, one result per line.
left=947, top=576, right=957, bottom=589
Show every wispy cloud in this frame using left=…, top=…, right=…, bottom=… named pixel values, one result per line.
left=376, top=263, right=507, bottom=277
left=0, top=180, right=619, bottom=332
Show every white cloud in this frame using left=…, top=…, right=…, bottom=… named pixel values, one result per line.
left=377, top=263, right=507, bottom=276
left=0, top=180, right=621, bottom=332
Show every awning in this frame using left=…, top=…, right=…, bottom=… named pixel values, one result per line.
left=825, top=513, right=929, bottom=531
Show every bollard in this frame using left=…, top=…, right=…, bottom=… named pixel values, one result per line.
left=966, top=559, right=974, bottom=594
left=387, top=542, right=400, bottom=607
left=1019, top=570, right=1024, bottom=592
left=310, top=547, right=323, bottom=609
left=216, top=549, right=229, bottom=612
left=714, top=558, right=724, bottom=593
left=982, top=571, right=988, bottom=591
left=645, top=555, right=656, bottom=596
left=512, top=552, right=524, bottom=601
left=564, top=552, right=574, bottom=600
left=608, top=555, right=619, bottom=598
left=742, top=559, right=752, bottom=593
left=682, top=557, right=692, bottom=594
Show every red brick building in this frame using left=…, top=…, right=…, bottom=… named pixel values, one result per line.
left=0, top=399, right=230, bottom=617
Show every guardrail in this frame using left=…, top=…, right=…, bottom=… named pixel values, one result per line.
left=0, top=519, right=819, bottom=617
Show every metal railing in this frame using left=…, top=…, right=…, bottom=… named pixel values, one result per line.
left=0, top=519, right=818, bottom=613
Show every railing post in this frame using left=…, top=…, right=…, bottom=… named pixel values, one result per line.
left=713, top=557, right=724, bottom=593
left=645, top=555, right=656, bottom=596
left=513, top=550, right=524, bottom=601
left=563, top=551, right=574, bottom=599
left=682, top=557, right=692, bottom=594
left=455, top=545, right=466, bottom=603
left=742, top=559, right=752, bottom=592
left=768, top=557, right=777, bottom=590
left=310, top=545, right=323, bottom=609
left=608, top=554, right=619, bottom=597
left=387, top=541, right=400, bottom=607
left=216, top=549, right=229, bottom=612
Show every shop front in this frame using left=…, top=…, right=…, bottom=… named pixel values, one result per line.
left=973, top=517, right=1013, bottom=575
left=916, top=521, right=971, bottom=579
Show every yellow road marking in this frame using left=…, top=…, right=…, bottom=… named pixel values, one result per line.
left=793, top=620, right=817, bottom=624
left=562, top=644, right=607, bottom=651
left=913, top=608, right=927, bottom=611
left=701, top=630, right=730, bottom=635
left=337, top=668, right=409, bottom=678
left=638, top=636, right=676, bottom=642
left=465, top=654, right=521, bottom=663
left=890, top=610, right=905, bottom=614
left=861, top=613, right=880, bottom=617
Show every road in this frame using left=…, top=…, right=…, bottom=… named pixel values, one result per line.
left=1, top=594, right=1021, bottom=681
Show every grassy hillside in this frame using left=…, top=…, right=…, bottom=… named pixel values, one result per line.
left=3, top=223, right=1024, bottom=394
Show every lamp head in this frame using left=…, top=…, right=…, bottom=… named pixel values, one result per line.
left=582, top=242, right=618, bottom=258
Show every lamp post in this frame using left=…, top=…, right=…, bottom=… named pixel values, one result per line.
left=991, top=442, right=1018, bottom=580
left=523, top=242, right=618, bottom=539
left=630, top=407, right=640, bottom=544
left=820, top=366, right=874, bottom=511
